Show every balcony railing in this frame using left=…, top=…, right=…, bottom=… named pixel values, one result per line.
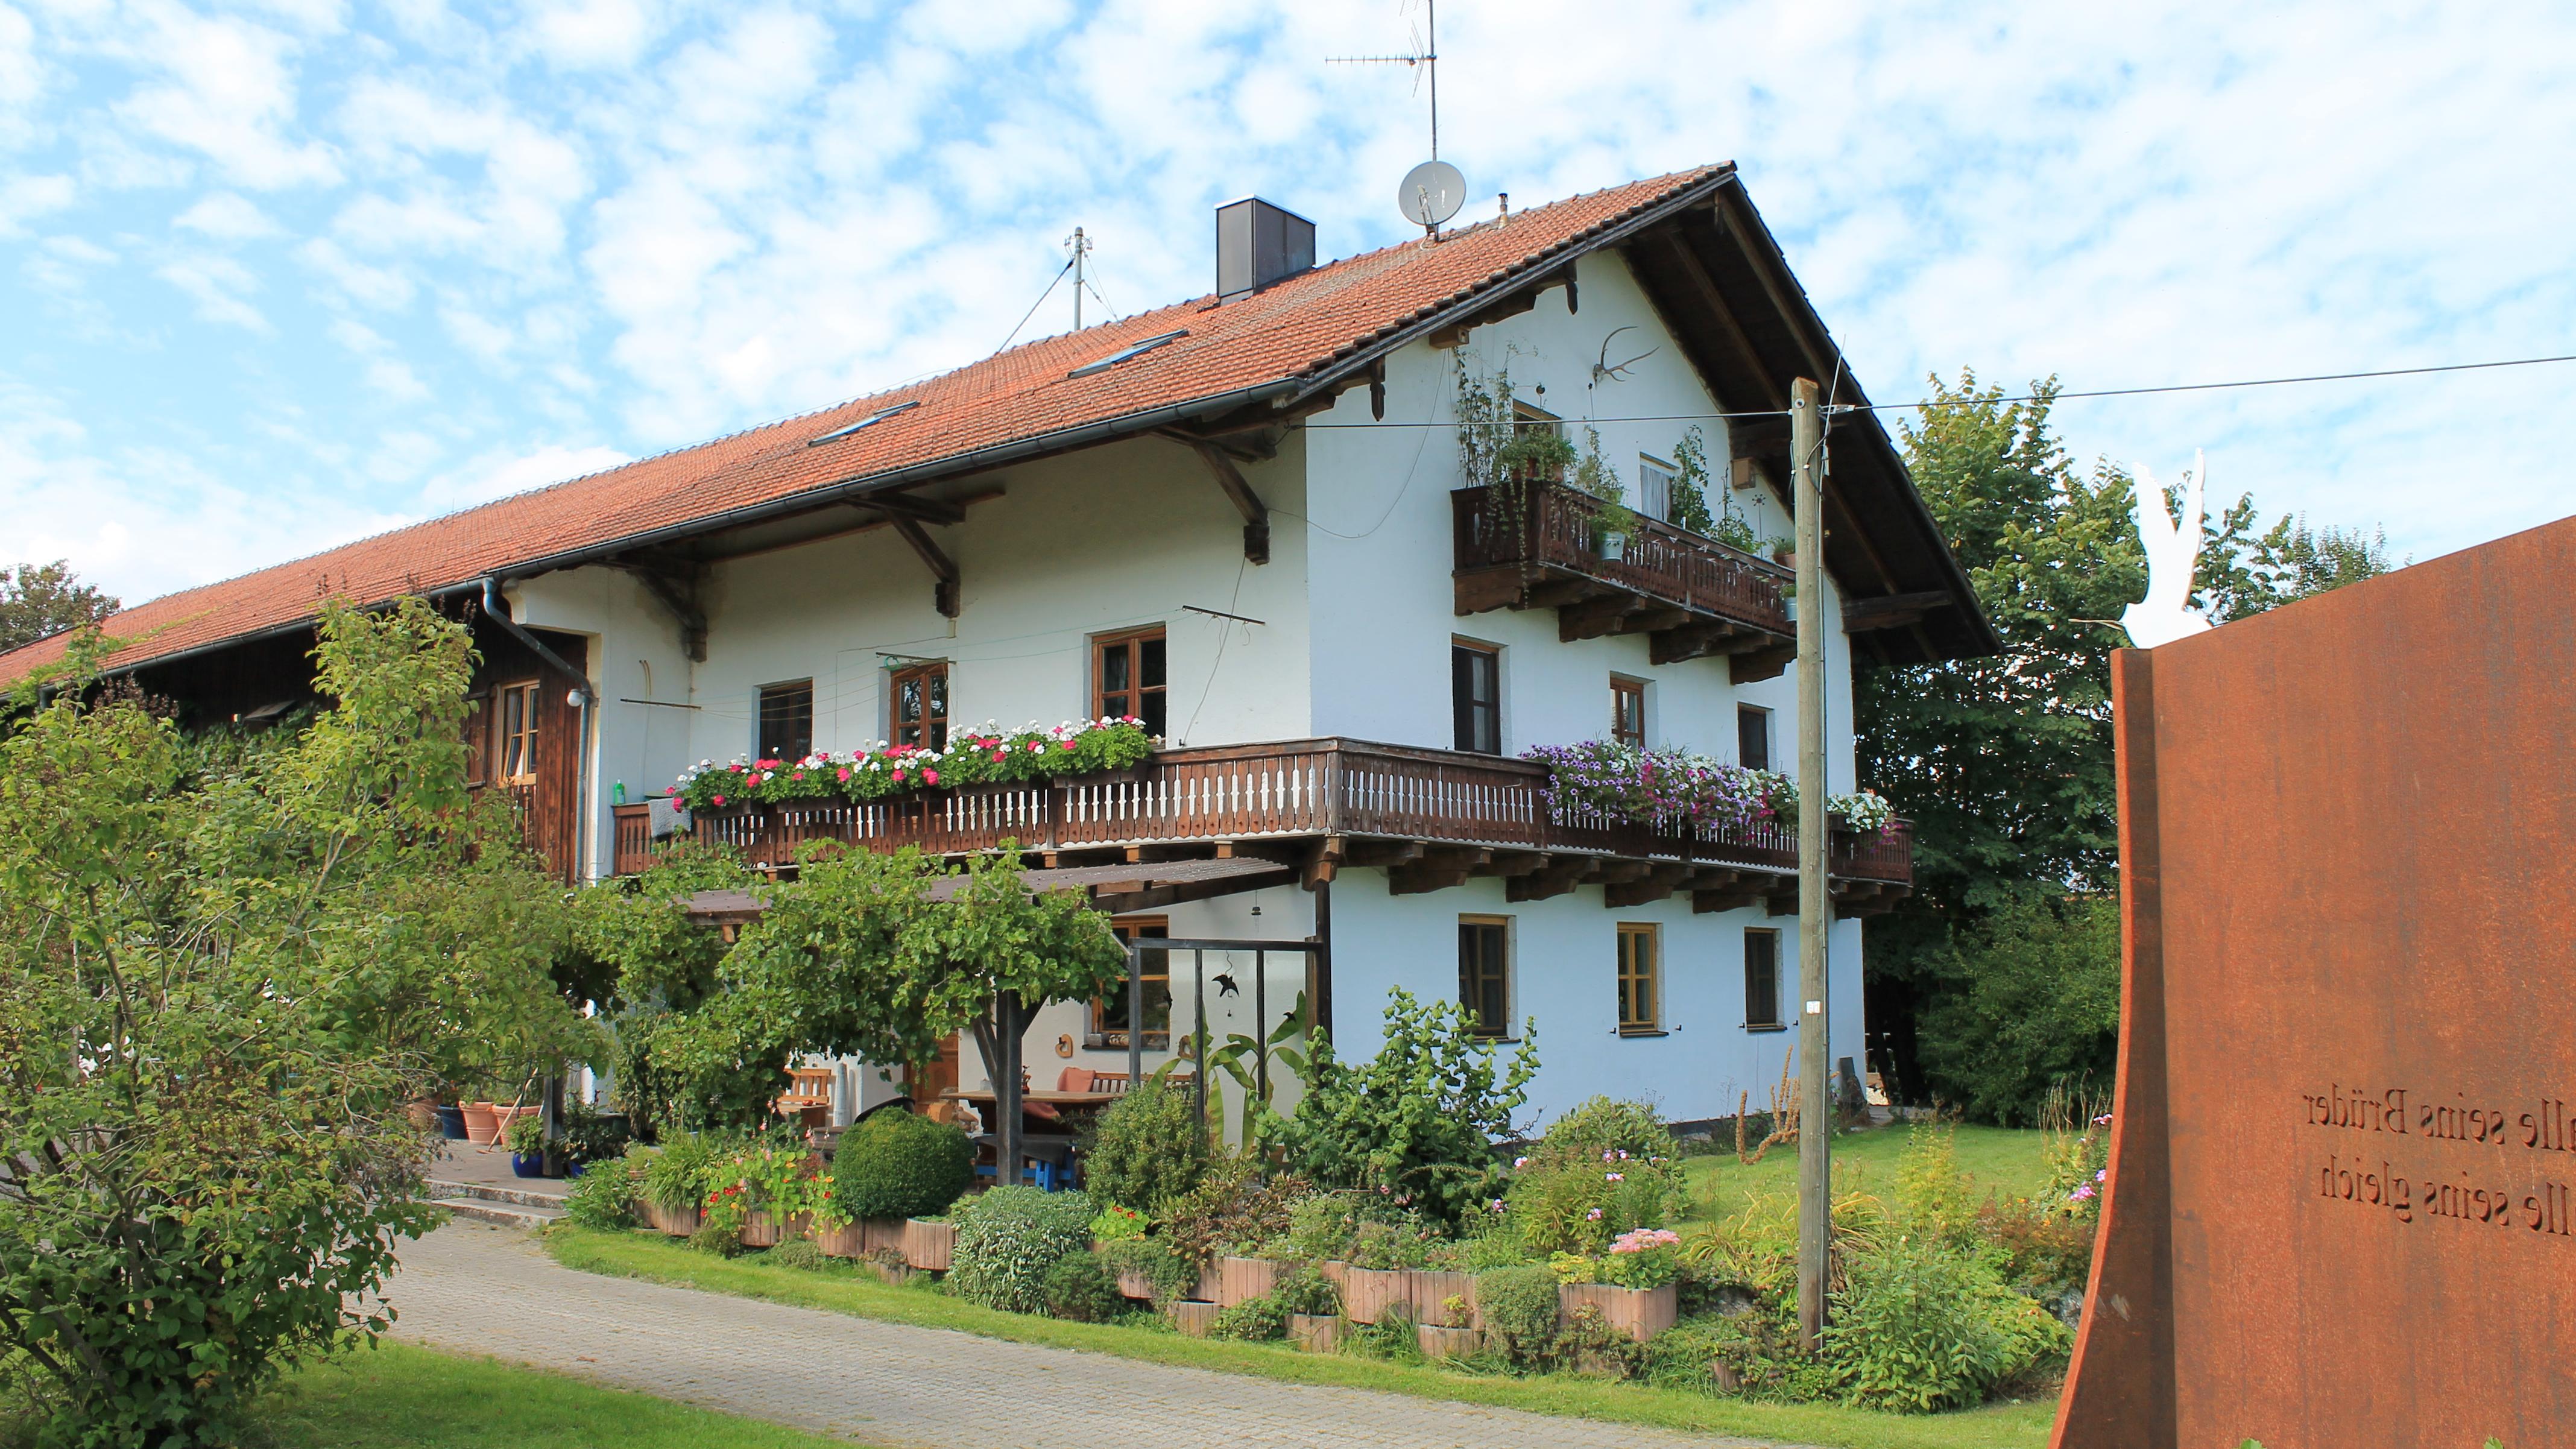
left=1453, top=482, right=1793, bottom=652
left=612, top=739, right=1911, bottom=903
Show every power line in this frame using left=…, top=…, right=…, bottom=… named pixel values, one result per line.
left=1301, top=351, right=2576, bottom=429
left=993, top=256, right=1075, bottom=355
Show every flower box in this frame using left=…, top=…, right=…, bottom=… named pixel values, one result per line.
left=813, top=1220, right=865, bottom=1257
left=655, top=1202, right=700, bottom=1238
left=1216, top=1255, right=1283, bottom=1309
left=740, top=1211, right=782, bottom=1248
left=1116, top=1267, right=1160, bottom=1301
left=1416, top=1324, right=1483, bottom=1360
left=1558, top=1282, right=1676, bottom=1342
left=903, top=1218, right=956, bottom=1272
left=1340, top=1267, right=1412, bottom=1325
left=862, top=1217, right=908, bottom=1256
left=1191, top=1264, right=1222, bottom=1304
left=1316, top=1259, right=1349, bottom=1289
left=1290, top=1314, right=1341, bottom=1354
left=1409, top=1270, right=1478, bottom=1327
left=1169, top=1301, right=1220, bottom=1338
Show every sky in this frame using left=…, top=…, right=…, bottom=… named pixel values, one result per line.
left=4, top=0, right=2571, bottom=610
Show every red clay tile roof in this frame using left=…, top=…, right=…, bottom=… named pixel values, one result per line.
left=1, top=166, right=1732, bottom=685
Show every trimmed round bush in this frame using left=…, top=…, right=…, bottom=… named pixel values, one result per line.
left=948, top=1187, right=1096, bottom=1314
left=832, top=1110, right=974, bottom=1220
left=1081, top=1076, right=1211, bottom=1213
left=1041, top=1252, right=1125, bottom=1323
left=1476, top=1265, right=1562, bottom=1362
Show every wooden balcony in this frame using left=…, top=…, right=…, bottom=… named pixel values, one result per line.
left=611, top=738, right=1911, bottom=918
left=1452, top=483, right=1796, bottom=680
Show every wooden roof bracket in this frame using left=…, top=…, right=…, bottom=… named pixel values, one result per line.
left=615, top=556, right=708, bottom=662
left=888, top=517, right=960, bottom=617
left=1189, top=440, right=1270, bottom=565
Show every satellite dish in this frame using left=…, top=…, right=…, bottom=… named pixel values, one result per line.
left=1398, top=160, right=1466, bottom=230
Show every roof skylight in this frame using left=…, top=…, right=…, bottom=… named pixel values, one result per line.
left=807, top=400, right=921, bottom=446
left=1067, top=330, right=1188, bottom=379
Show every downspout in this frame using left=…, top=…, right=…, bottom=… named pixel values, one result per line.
left=481, top=578, right=601, bottom=885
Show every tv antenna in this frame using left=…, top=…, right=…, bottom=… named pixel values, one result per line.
left=1328, top=0, right=1441, bottom=160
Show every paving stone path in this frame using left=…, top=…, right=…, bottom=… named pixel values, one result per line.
left=388, top=1222, right=1786, bottom=1449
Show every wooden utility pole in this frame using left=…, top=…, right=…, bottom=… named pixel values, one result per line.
left=1792, top=375, right=1831, bottom=1351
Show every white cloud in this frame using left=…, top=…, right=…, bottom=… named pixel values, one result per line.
left=173, top=190, right=283, bottom=239
left=523, top=0, right=659, bottom=70
left=0, top=170, right=71, bottom=236
left=154, top=253, right=268, bottom=330
left=110, top=6, right=341, bottom=189
left=418, top=440, right=631, bottom=511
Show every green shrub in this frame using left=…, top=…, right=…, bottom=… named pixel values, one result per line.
left=1893, top=1123, right=1978, bottom=1249
left=561, top=1154, right=640, bottom=1230
left=1211, top=1294, right=1288, bottom=1341
left=832, top=1111, right=974, bottom=1220
left=1476, top=1266, right=1562, bottom=1364
left=640, top=1134, right=713, bottom=1212
left=1917, top=895, right=2120, bottom=1125
left=1159, top=1159, right=1310, bottom=1269
left=1640, top=1317, right=1738, bottom=1391
left=1535, top=1096, right=1680, bottom=1161
left=1042, top=1252, right=1125, bottom=1323
left=687, top=1218, right=744, bottom=1257
left=503, top=1113, right=548, bottom=1156
left=949, top=1187, right=1096, bottom=1313
left=1507, top=1096, right=1686, bottom=1255
left=1090, top=1204, right=1148, bottom=1240
left=1346, top=1301, right=1423, bottom=1363
left=1822, top=1234, right=2069, bottom=1412
left=766, top=1237, right=828, bottom=1271
left=1080, top=1076, right=1213, bottom=1213
left=1095, top=1236, right=1192, bottom=1306
left=1977, top=1196, right=2098, bottom=1297
left=1265, top=990, right=1537, bottom=1225
left=1269, top=1262, right=1340, bottom=1318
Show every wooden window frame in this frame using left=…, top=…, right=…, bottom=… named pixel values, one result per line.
left=496, top=680, right=540, bottom=786
left=1611, top=675, right=1647, bottom=748
left=1089, top=917, right=1171, bottom=1050
left=757, top=678, right=815, bottom=764
left=1091, top=627, right=1168, bottom=739
left=1616, top=923, right=1662, bottom=1035
left=1737, top=703, right=1773, bottom=773
left=1452, top=639, right=1502, bottom=756
left=1458, top=915, right=1514, bottom=1040
left=1743, top=928, right=1784, bottom=1031
left=888, top=661, right=950, bottom=751
left=1637, top=454, right=1678, bottom=525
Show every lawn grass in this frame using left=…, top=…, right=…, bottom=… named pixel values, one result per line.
left=1680, top=1122, right=2057, bottom=1225
left=248, top=1341, right=865, bottom=1448
left=548, top=1225, right=2057, bottom=1449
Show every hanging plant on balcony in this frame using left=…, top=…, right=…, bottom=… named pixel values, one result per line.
left=666, top=718, right=1155, bottom=813
left=1520, top=740, right=1769, bottom=832
left=1569, top=426, right=1638, bottom=551
left=1454, top=356, right=1577, bottom=529
left=1754, top=774, right=1899, bottom=838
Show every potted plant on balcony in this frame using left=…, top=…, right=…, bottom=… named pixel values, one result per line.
left=1570, top=428, right=1637, bottom=562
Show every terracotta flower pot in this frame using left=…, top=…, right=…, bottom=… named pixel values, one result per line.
left=460, top=1102, right=500, bottom=1145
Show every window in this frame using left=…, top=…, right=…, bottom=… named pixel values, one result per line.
left=1744, top=929, right=1782, bottom=1029
left=1091, top=917, right=1171, bottom=1049
left=1611, top=676, right=1647, bottom=748
left=1459, top=917, right=1512, bottom=1038
left=1512, top=402, right=1565, bottom=481
left=1069, top=329, right=1187, bottom=379
left=497, top=681, right=540, bottom=784
left=1093, top=628, right=1167, bottom=737
left=1737, top=704, right=1772, bottom=773
left=1452, top=641, right=1501, bottom=754
left=758, top=680, right=814, bottom=763
left=889, top=663, right=949, bottom=751
left=462, top=689, right=490, bottom=788
left=1638, top=456, right=1677, bottom=524
left=1617, top=924, right=1661, bottom=1034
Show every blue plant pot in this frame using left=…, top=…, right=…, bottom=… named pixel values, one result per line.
left=563, top=1161, right=589, bottom=1179
left=434, top=1105, right=468, bottom=1140
left=511, top=1152, right=545, bottom=1178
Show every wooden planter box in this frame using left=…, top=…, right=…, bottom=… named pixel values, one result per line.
left=813, top=1220, right=865, bottom=1258
left=739, top=1211, right=781, bottom=1248
left=1416, top=1324, right=1483, bottom=1360
left=903, top=1219, right=956, bottom=1272
left=1169, top=1301, right=1220, bottom=1338
left=651, top=1202, right=700, bottom=1238
left=1217, top=1256, right=1284, bottom=1309
left=1317, top=1259, right=1349, bottom=1289
left=1559, top=1282, right=1677, bottom=1342
left=1341, top=1267, right=1412, bottom=1325
left=1191, top=1264, right=1222, bottom=1304
left=1114, top=1266, right=1163, bottom=1301
left=1410, top=1270, right=1478, bottom=1327
left=1289, top=1314, right=1341, bottom=1354
left=862, top=1217, right=908, bottom=1255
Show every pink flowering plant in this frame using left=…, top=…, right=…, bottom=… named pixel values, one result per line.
left=1520, top=739, right=1771, bottom=831
left=670, top=718, right=1155, bottom=812
left=1502, top=1096, right=1687, bottom=1255
left=1600, top=1226, right=1683, bottom=1289
left=1753, top=773, right=1899, bottom=838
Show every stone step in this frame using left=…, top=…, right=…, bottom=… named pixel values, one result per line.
left=428, top=1176, right=570, bottom=1208
left=434, top=1196, right=566, bottom=1230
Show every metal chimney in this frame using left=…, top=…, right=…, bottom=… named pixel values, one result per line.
left=1215, top=197, right=1315, bottom=300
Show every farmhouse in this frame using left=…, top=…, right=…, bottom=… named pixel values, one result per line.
left=0, top=165, right=1994, bottom=1129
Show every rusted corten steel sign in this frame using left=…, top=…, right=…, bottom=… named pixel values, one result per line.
left=2053, top=514, right=2576, bottom=1448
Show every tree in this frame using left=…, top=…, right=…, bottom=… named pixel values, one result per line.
left=1857, top=371, right=2394, bottom=1113
left=0, top=598, right=593, bottom=1446
left=0, top=561, right=118, bottom=653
